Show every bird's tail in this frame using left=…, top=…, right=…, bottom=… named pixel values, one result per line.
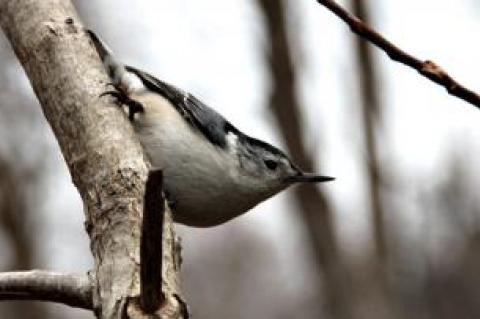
left=87, top=29, right=126, bottom=87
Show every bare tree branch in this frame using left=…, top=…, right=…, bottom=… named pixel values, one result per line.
left=0, top=0, right=185, bottom=318
left=140, top=170, right=165, bottom=313
left=316, top=0, right=480, bottom=109
left=0, top=270, right=92, bottom=309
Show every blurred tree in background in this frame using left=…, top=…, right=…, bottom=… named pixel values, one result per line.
left=1, top=0, right=480, bottom=318
left=0, top=32, right=48, bottom=318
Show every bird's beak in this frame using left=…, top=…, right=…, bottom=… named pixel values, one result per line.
left=285, top=173, right=335, bottom=183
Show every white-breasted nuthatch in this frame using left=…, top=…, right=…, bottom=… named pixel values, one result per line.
left=87, top=30, right=334, bottom=227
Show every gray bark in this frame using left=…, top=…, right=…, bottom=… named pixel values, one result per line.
left=0, top=0, right=184, bottom=318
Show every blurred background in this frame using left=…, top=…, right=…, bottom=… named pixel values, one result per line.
left=1, top=0, right=480, bottom=318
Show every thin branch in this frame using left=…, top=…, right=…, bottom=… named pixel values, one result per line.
left=316, top=0, right=480, bottom=109
left=140, top=170, right=165, bottom=313
left=0, top=270, right=93, bottom=309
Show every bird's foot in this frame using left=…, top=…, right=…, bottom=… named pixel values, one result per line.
left=100, top=87, right=144, bottom=121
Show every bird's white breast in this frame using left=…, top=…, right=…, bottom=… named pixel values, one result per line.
left=128, top=92, right=260, bottom=226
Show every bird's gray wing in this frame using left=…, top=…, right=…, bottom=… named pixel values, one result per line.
left=125, top=66, right=238, bottom=148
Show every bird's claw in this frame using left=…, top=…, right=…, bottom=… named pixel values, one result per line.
left=100, top=90, right=122, bottom=100
left=100, top=88, right=144, bottom=121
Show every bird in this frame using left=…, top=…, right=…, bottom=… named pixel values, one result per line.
left=87, top=30, right=334, bottom=227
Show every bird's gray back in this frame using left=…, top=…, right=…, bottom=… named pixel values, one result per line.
left=125, top=66, right=239, bottom=149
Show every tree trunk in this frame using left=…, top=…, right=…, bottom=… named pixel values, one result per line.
left=0, top=0, right=184, bottom=318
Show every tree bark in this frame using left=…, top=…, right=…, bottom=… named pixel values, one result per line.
left=0, top=1, right=184, bottom=318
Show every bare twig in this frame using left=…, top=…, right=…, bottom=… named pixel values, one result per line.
left=140, top=170, right=165, bottom=313
left=0, top=270, right=92, bottom=309
left=316, top=0, right=480, bottom=109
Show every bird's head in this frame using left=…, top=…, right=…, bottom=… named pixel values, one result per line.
left=234, top=135, right=334, bottom=198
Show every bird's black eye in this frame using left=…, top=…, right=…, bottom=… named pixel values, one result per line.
left=264, top=159, right=278, bottom=170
